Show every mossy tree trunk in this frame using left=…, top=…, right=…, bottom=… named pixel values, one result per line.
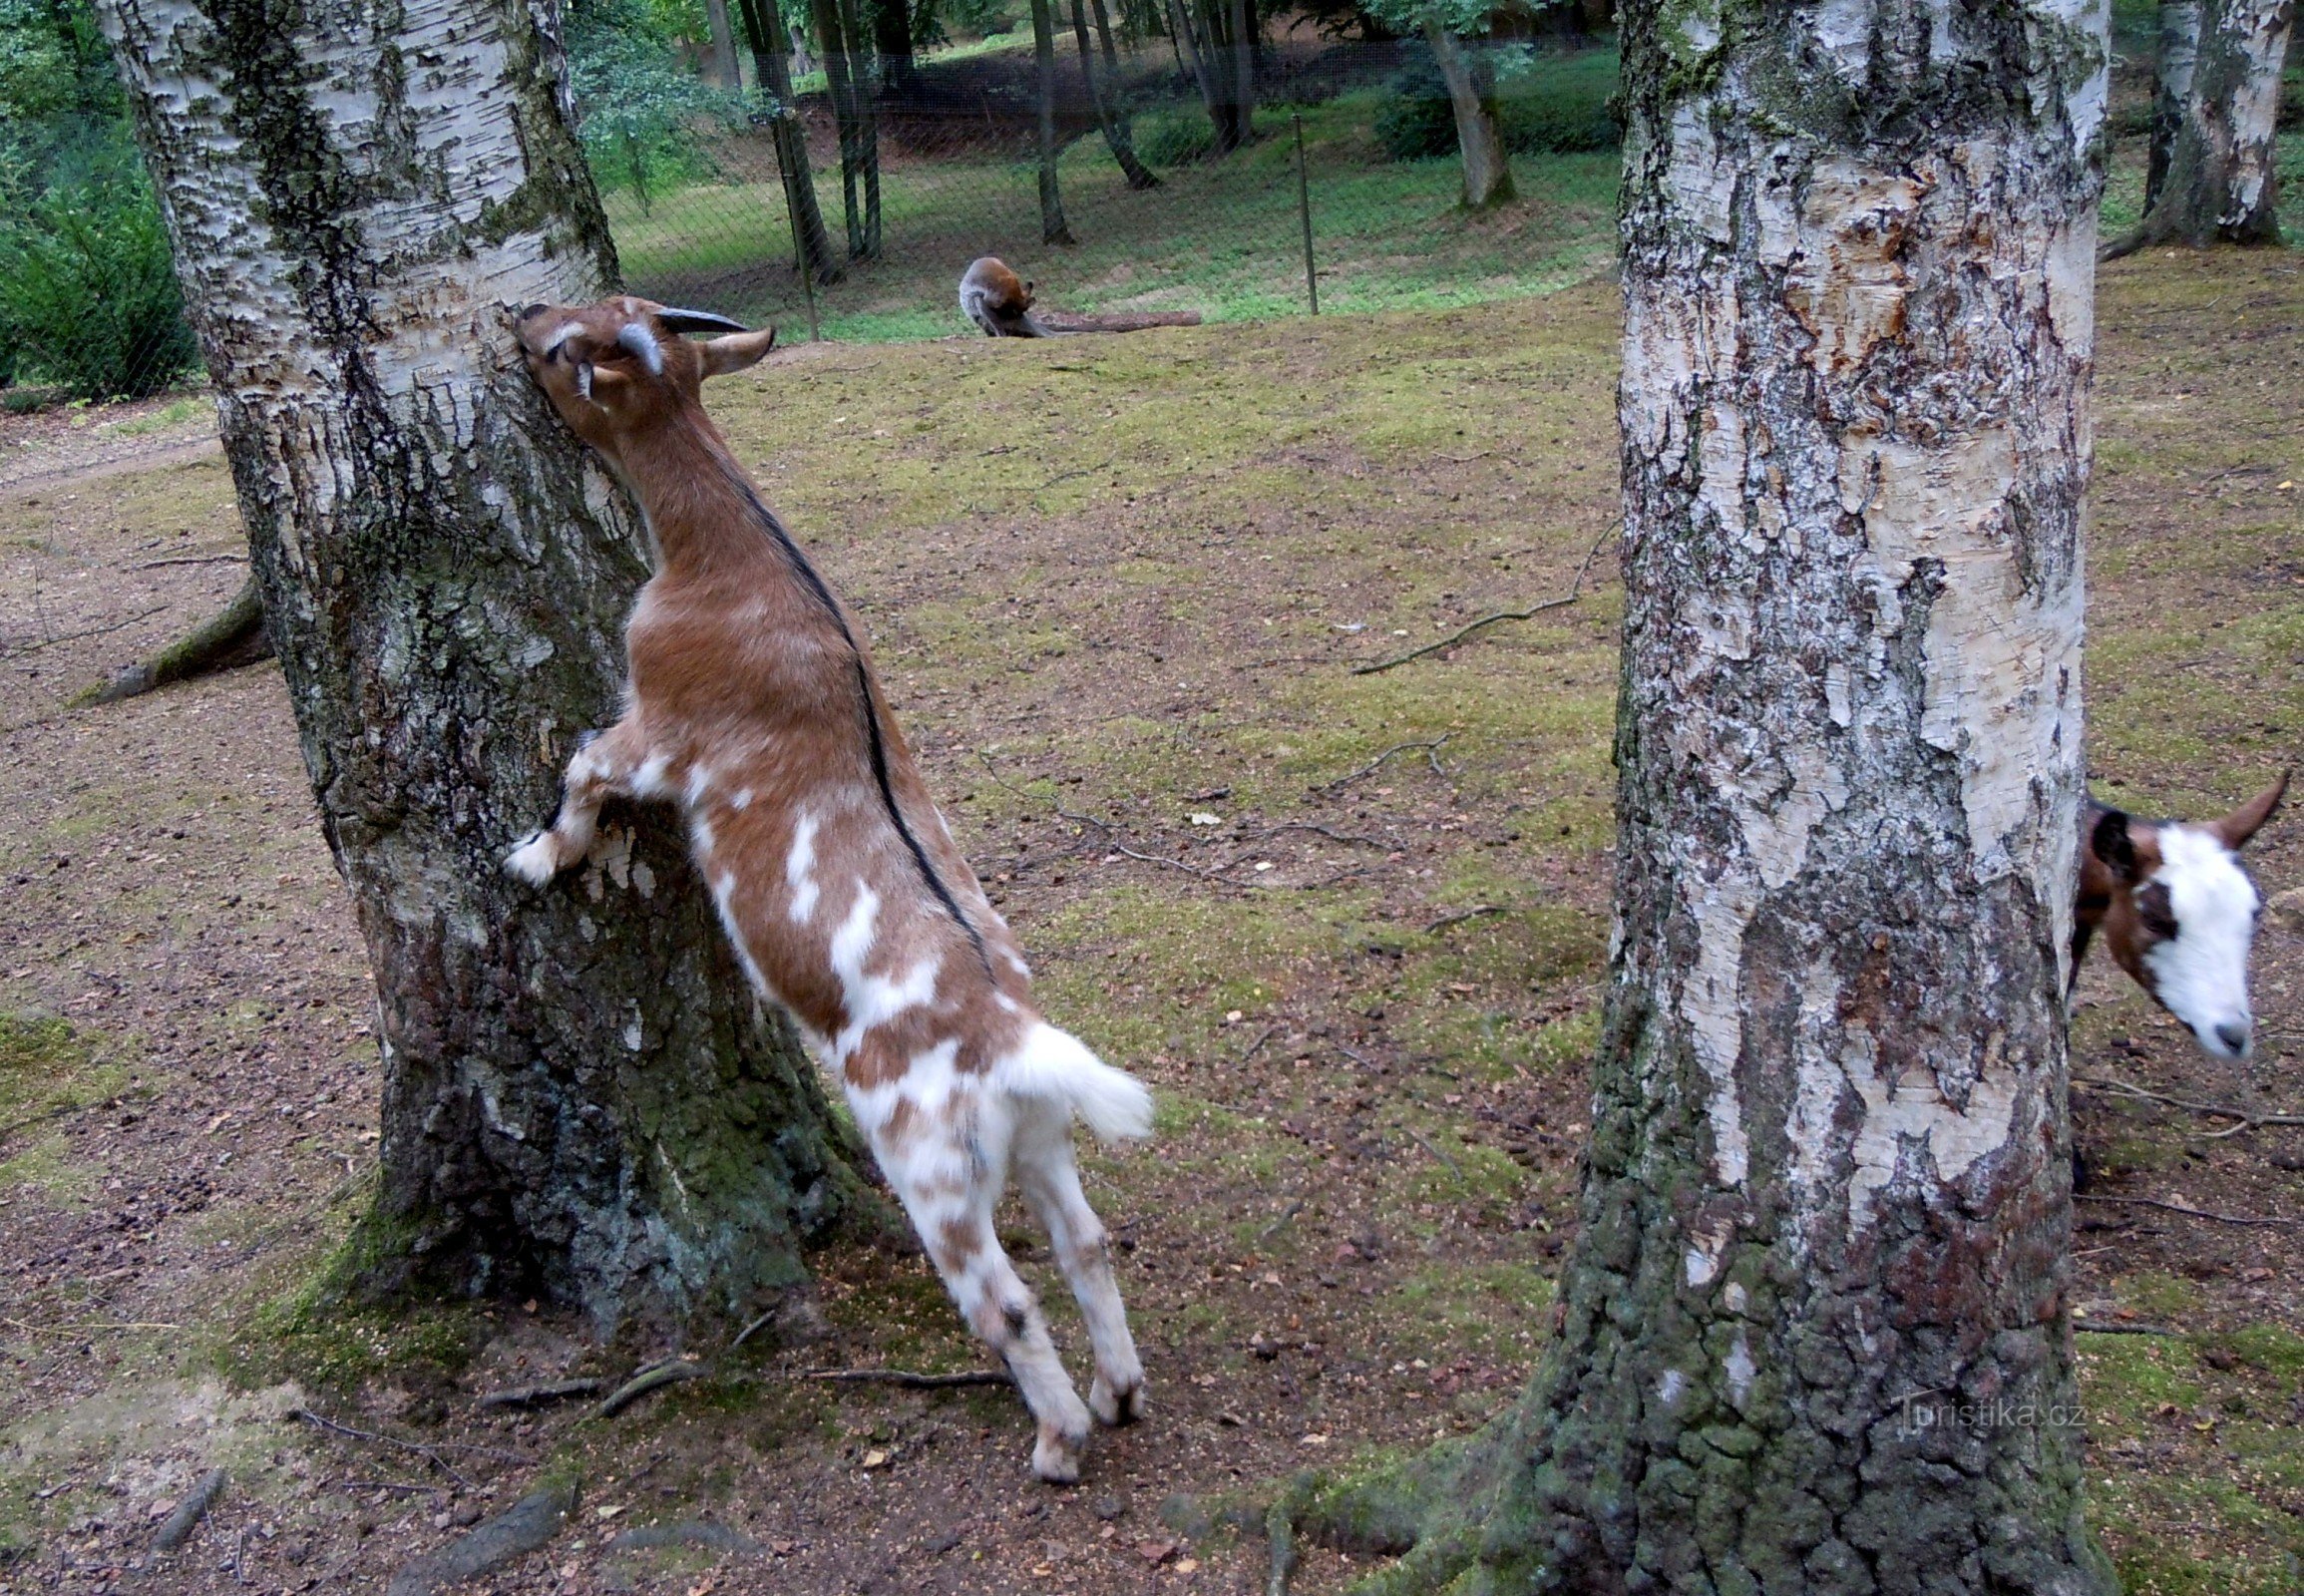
left=1288, top=0, right=2117, bottom=1586
left=2114, top=0, right=2293, bottom=251
left=1422, top=20, right=1512, bottom=211
left=93, top=0, right=863, bottom=1334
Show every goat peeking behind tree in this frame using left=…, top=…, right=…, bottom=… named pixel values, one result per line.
left=503, top=296, right=1153, bottom=1483
left=2075, top=772, right=2287, bottom=1059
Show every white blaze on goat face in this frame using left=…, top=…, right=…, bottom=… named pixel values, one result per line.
left=2143, top=825, right=2261, bottom=1058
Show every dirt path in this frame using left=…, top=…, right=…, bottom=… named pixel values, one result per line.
left=0, top=253, right=2297, bottom=1596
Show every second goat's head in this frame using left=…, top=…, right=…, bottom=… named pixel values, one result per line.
left=515, top=296, right=776, bottom=461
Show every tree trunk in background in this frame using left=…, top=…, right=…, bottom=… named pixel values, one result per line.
left=810, top=0, right=868, bottom=256
left=94, top=0, right=862, bottom=1334
left=2144, top=0, right=2203, bottom=213
left=1288, top=0, right=2116, bottom=1585
left=2114, top=0, right=2293, bottom=250
left=737, top=0, right=844, bottom=285
left=1073, top=0, right=1158, bottom=187
left=1422, top=20, right=1512, bottom=209
left=1030, top=0, right=1075, bottom=242
left=1167, top=0, right=1223, bottom=148
left=1226, top=0, right=1254, bottom=144
left=870, top=0, right=914, bottom=103
left=1089, top=0, right=1121, bottom=72
left=790, top=19, right=816, bottom=76
left=838, top=0, right=883, bottom=256
left=702, top=0, right=741, bottom=88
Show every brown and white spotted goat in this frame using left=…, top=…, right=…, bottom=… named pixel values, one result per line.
left=504, top=297, right=1151, bottom=1482
left=2075, top=772, right=2287, bottom=1059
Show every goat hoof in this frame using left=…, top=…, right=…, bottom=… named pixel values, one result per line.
left=504, top=833, right=561, bottom=886
left=1089, top=1375, right=1144, bottom=1427
left=1031, top=1425, right=1087, bottom=1484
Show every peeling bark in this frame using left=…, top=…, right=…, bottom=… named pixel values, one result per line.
left=94, top=0, right=862, bottom=1331
left=1291, top=0, right=2118, bottom=1585
left=2113, top=0, right=2293, bottom=250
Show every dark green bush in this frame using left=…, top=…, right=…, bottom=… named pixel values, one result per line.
left=0, top=142, right=198, bottom=400
left=1376, top=43, right=1619, bottom=163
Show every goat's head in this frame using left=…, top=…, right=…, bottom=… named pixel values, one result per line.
left=2085, top=772, right=2287, bottom=1059
left=514, top=297, right=776, bottom=460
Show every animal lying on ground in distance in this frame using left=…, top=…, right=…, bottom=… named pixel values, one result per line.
left=959, top=256, right=1204, bottom=338
left=506, top=295, right=1153, bottom=1482
left=2075, top=772, right=2286, bottom=1059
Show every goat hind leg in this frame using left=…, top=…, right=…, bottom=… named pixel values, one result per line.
left=505, top=715, right=650, bottom=884
left=1014, top=1105, right=1145, bottom=1425
left=891, top=1139, right=1093, bottom=1481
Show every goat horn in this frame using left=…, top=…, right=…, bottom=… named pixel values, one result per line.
left=616, top=321, right=665, bottom=376
left=655, top=307, right=751, bottom=335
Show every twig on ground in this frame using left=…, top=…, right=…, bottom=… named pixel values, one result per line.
left=1313, top=735, right=1451, bottom=795
left=2072, top=1321, right=2183, bottom=1337
left=1424, top=905, right=1504, bottom=936
left=2, top=1316, right=182, bottom=1334
left=1239, top=821, right=1389, bottom=849
left=135, top=553, right=247, bottom=569
left=2075, top=1075, right=2304, bottom=1138
left=1257, top=1200, right=1306, bottom=1242
left=2074, top=1194, right=2299, bottom=1227
left=596, top=1360, right=707, bottom=1417
left=800, top=1367, right=1012, bottom=1389
left=287, top=1408, right=527, bottom=1486
left=153, top=1467, right=226, bottom=1553
left=1351, top=520, right=1620, bottom=676
left=1408, top=1129, right=1462, bottom=1177
left=476, top=1378, right=606, bottom=1410
left=0, top=604, right=168, bottom=659
left=975, top=748, right=1241, bottom=884
left=233, top=1521, right=255, bottom=1585
left=339, top=1480, right=450, bottom=1497
left=1239, top=1025, right=1280, bottom=1062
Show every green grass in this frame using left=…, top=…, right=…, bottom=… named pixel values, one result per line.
left=609, top=83, right=1620, bottom=341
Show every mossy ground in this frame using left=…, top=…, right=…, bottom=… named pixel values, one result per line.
left=0, top=223, right=2298, bottom=1591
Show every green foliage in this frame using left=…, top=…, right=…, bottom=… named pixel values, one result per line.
left=1135, top=106, right=1219, bottom=167
left=0, top=134, right=199, bottom=400
left=567, top=0, right=745, bottom=212
left=1376, top=44, right=1619, bottom=162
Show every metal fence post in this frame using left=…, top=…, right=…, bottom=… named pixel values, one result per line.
left=1294, top=112, right=1319, bottom=316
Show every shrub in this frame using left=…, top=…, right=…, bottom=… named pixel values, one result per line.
left=0, top=139, right=197, bottom=400
left=1135, top=106, right=1218, bottom=167
left=1376, top=43, right=1619, bottom=164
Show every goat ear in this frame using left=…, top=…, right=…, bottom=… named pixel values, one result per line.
left=699, top=326, right=777, bottom=379
left=2213, top=769, right=2288, bottom=850
left=2092, top=808, right=2140, bottom=884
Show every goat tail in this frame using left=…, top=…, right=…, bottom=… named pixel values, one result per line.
left=997, top=1022, right=1154, bottom=1144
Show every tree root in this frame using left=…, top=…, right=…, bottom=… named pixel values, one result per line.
left=73, top=576, right=269, bottom=706
left=1031, top=309, right=1204, bottom=333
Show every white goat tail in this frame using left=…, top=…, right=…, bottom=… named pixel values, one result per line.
left=998, top=1023, right=1154, bottom=1143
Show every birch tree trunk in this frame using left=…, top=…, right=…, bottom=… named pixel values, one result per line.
left=1030, top=0, right=1076, bottom=242
left=2113, top=0, right=2293, bottom=250
left=2143, top=0, right=2203, bottom=213
left=94, top=0, right=862, bottom=1333
left=1422, top=20, right=1513, bottom=210
left=1284, top=0, right=2117, bottom=1584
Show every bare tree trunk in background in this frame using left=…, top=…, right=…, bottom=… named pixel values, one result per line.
left=1030, top=0, right=1075, bottom=242
left=810, top=0, right=870, bottom=257
left=1422, top=20, right=1512, bottom=209
left=2112, top=0, right=2294, bottom=251
left=870, top=0, right=915, bottom=104
left=738, top=0, right=843, bottom=284
left=2144, top=0, right=2203, bottom=213
left=1089, top=0, right=1121, bottom=71
left=1167, top=0, right=1223, bottom=147
left=790, top=19, right=816, bottom=75
left=703, top=0, right=741, bottom=87
left=93, top=0, right=862, bottom=1332
left=1073, top=0, right=1158, bottom=187
left=1276, top=0, right=2118, bottom=1585
left=837, top=0, right=883, bottom=256
left=1226, top=0, right=1254, bottom=144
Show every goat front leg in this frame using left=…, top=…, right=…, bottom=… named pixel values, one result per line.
left=505, top=716, right=652, bottom=885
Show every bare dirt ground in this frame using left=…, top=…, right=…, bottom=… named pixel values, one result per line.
left=0, top=249, right=2297, bottom=1596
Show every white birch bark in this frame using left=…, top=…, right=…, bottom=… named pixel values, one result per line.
left=2118, top=0, right=2294, bottom=247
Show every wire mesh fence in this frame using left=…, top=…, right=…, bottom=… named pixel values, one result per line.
left=595, top=35, right=1623, bottom=342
